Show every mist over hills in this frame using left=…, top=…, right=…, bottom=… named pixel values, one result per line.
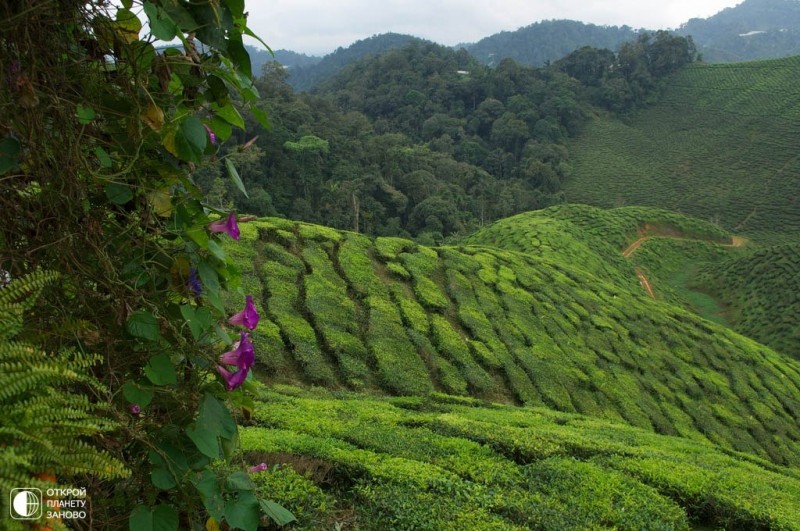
left=676, top=0, right=800, bottom=61
left=257, top=0, right=800, bottom=91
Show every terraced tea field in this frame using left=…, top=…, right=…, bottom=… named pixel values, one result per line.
left=228, top=217, right=800, bottom=468
left=240, top=386, right=800, bottom=530
left=696, top=243, right=800, bottom=358
left=565, top=56, right=800, bottom=243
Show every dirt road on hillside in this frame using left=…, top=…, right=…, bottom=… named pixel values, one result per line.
left=621, top=232, right=745, bottom=300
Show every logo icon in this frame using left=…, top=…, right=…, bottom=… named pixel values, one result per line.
left=10, top=488, right=42, bottom=520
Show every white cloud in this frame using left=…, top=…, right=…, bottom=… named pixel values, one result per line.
left=244, top=0, right=741, bottom=55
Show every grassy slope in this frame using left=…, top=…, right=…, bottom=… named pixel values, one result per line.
left=564, top=56, right=800, bottom=244
left=695, top=243, right=800, bottom=357
left=462, top=204, right=731, bottom=285
left=464, top=204, right=740, bottom=323
left=240, top=385, right=800, bottom=530
left=230, top=216, right=800, bottom=469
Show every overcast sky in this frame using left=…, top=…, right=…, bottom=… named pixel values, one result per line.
left=243, top=0, right=743, bottom=55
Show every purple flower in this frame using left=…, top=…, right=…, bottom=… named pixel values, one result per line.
left=188, top=267, right=202, bottom=296
left=219, top=332, right=255, bottom=368
left=130, top=404, right=141, bottom=415
left=217, top=364, right=250, bottom=391
left=208, top=212, right=240, bottom=240
left=204, top=124, right=217, bottom=145
left=248, top=463, right=268, bottom=473
left=217, top=332, right=255, bottom=391
left=229, top=295, right=259, bottom=330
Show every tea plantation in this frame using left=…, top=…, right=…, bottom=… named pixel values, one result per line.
left=228, top=217, right=800, bottom=470
left=696, top=243, right=800, bottom=358
left=239, top=385, right=800, bottom=530
left=564, top=56, right=800, bottom=244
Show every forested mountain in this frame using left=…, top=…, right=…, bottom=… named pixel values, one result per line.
left=286, top=33, right=425, bottom=91
left=676, top=0, right=800, bottom=61
left=276, top=0, right=800, bottom=93
left=464, top=19, right=640, bottom=67
left=463, top=0, right=800, bottom=66
left=202, top=33, right=694, bottom=243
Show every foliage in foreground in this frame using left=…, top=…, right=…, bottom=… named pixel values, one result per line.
left=240, top=385, right=800, bottom=530
left=0, top=1, right=292, bottom=528
left=0, top=272, right=127, bottom=527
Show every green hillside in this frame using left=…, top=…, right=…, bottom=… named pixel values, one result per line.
left=623, top=237, right=738, bottom=324
left=240, top=385, right=800, bottom=530
left=462, top=204, right=731, bottom=286
left=229, top=217, right=800, bottom=469
left=696, top=243, right=800, bottom=357
left=564, top=56, right=800, bottom=244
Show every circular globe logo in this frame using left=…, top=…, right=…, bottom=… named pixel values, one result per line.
left=10, top=488, right=42, bottom=519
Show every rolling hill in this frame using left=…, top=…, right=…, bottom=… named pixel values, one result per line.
left=695, top=243, right=800, bottom=357
left=227, top=215, right=800, bottom=470
left=564, top=55, right=800, bottom=244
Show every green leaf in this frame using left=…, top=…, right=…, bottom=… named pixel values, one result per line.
left=143, top=1, right=178, bottom=41
left=243, top=25, right=272, bottom=52
left=224, top=491, right=260, bottom=531
left=95, top=147, right=113, bottom=168
left=213, top=102, right=245, bottom=129
left=192, top=471, right=224, bottom=520
left=126, top=310, right=161, bottom=342
left=207, top=289, right=226, bottom=315
left=226, top=471, right=253, bottom=491
left=148, top=443, right=190, bottom=495
left=207, top=239, right=226, bottom=262
left=76, top=104, right=96, bottom=124
left=0, top=136, right=21, bottom=175
left=225, top=158, right=248, bottom=198
left=208, top=116, right=233, bottom=143
left=144, top=354, right=178, bottom=386
left=171, top=116, right=207, bottom=164
left=223, top=0, right=245, bottom=19
left=151, top=467, right=177, bottom=490
left=260, top=500, right=296, bottom=526
left=185, top=225, right=210, bottom=249
left=160, top=2, right=198, bottom=30
left=227, top=35, right=252, bottom=79
left=186, top=393, right=237, bottom=458
left=122, top=380, right=154, bottom=407
left=214, top=323, right=233, bottom=346
left=197, top=261, right=220, bottom=293
left=250, top=107, right=270, bottom=129
left=180, top=305, right=213, bottom=341
left=115, top=7, right=142, bottom=43
left=105, top=182, right=134, bottom=205
left=129, top=504, right=179, bottom=531
left=207, top=75, right=229, bottom=105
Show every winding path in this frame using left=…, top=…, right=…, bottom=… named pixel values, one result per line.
left=621, top=232, right=745, bottom=300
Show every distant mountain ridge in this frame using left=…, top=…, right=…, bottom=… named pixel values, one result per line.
left=266, top=0, right=800, bottom=91
left=676, top=0, right=800, bottom=61
left=463, top=19, right=639, bottom=67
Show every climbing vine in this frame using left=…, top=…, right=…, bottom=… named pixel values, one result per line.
left=0, top=0, right=290, bottom=528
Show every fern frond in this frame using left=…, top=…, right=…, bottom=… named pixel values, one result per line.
left=0, top=270, right=60, bottom=308
left=0, top=271, right=128, bottom=495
